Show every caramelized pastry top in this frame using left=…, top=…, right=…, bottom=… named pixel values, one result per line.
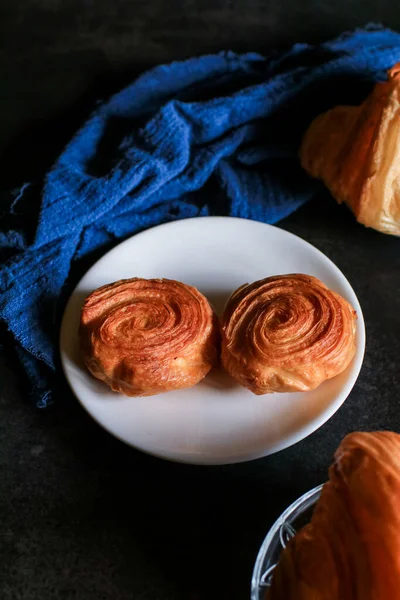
left=221, top=274, right=357, bottom=394
left=80, top=277, right=219, bottom=396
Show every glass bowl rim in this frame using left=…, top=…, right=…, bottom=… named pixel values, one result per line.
left=250, top=483, right=324, bottom=599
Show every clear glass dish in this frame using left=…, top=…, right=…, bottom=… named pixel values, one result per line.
left=251, top=483, right=323, bottom=599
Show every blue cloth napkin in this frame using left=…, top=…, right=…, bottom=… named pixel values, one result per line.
left=2, top=24, right=400, bottom=408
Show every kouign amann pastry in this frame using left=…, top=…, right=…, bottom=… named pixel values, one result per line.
left=80, top=278, right=219, bottom=396
left=221, top=274, right=356, bottom=394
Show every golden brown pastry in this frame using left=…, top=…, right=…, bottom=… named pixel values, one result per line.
left=300, top=63, right=400, bottom=236
left=80, top=278, right=219, bottom=396
left=221, top=274, right=356, bottom=394
left=266, top=431, right=400, bottom=600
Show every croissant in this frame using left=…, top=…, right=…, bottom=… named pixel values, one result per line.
left=221, top=274, right=356, bottom=394
left=300, top=63, right=400, bottom=236
left=266, top=431, right=400, bottom=600
left=79, top=278, right=219, bottom=396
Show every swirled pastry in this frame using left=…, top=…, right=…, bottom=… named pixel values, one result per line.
left=80, top=278, right=219, bottom=396
left=266, top=431, right=400, bottom=600
left=300, top=63, right=400, bottom=236
left=221, top=274, right=357, bottom=394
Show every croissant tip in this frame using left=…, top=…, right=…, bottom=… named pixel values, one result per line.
left=300, top=65, right=400, bottom=236
left=388, top=62, right=400, bottom=80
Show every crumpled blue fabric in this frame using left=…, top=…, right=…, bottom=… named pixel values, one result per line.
left=1, top=24, right=400, bottom=408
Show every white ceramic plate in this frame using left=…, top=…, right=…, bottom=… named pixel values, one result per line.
left=60, top=217, right=365, bottom=465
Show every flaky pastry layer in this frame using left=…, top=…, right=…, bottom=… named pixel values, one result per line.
left=221, top=274, right=356, bottom=394
left=80, top=278, right=219, bottom=396
left=267, top=431, right=400, bottom=600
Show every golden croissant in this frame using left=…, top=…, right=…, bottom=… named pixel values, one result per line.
left=300, top=63, right=400, bottom=235
left=221, top=274, right=357, bottom=394
left=79, top=278, right=219, bottom=396
left=266, top=431, right=400, bottom=599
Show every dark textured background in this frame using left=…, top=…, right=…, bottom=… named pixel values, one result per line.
left=1, top=2, right=400, bottom=599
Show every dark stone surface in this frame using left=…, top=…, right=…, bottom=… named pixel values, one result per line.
left=1, top=3, right=400, bottom=599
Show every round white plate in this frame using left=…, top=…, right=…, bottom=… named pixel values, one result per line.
left=60, top=217, right=365, bottom=465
